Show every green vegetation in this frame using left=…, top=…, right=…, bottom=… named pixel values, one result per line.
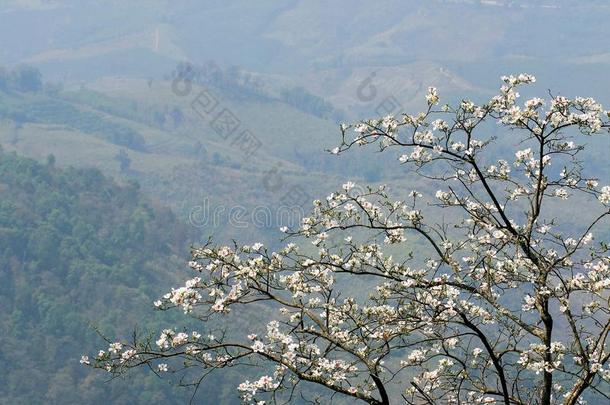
left=280, top=86, right=341, bottom=121
left=0, top=97, right=147, bottom=151
left=0, top=150, right=196, bottom=404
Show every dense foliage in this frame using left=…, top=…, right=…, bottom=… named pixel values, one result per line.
left=0, top=98, right=147, bottom=151
left=280, top=86, right=339, bottom=121
left=0, top=150, right=194, bottom=404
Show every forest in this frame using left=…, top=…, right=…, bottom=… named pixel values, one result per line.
left=0, top=150, right=197, bottom=403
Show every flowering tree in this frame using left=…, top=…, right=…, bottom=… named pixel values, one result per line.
left=83, top=75, right=610, bottom=404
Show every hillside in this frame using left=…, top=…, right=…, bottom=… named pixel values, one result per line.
left=0, top=150, right=196, bottom=404
left=2, top=1, right=610, bottom=102
left=0, top=66, right=392, bottom=246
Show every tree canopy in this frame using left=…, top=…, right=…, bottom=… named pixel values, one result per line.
left=84, top=75, right=610, bottom=405
left=0, top=151, right=194, bottom=403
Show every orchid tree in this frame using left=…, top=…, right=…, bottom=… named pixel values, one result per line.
left=83, top=75, right=610, bottom=405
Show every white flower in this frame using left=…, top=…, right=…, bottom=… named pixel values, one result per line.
left=211, top=300, right=225, bottom=312
left=251, top=340, right=266, bottom=352
left=426, top=86, right=439, bottom=105
left=525, top=97, right=544, bottom=109
left=564, top=238, right=577, bottom=247
left=582, top=233, right=594, bottom=245
left=172, top=332, right=189, bottom=347
left=108, top=342, right=122, bottom=354
left=515, top=148, right=532, bottom=163
left=451, top=142, right=466, bottom=152
left=586, top=180, right=598, bottom=189
left=432, top=119, right=448, bottom=131
left=157, top=363, right=168, bottom=372
left=599, top=186, right=610, bottom=204
left=342, top=181, right=356, bottom=191
left=554, top=189, right=569, bottom=200
left=461, top=99, right=475, bottom=112
left=121, top=349, right=137, bottom=362
left=407, top=349, right=427, bottom=364
left=435, top=190, right=452, bottom=203
left=522, top=295, right=536, bottom=311
left=492, top=230, right=506, bottom=240
left=80, top=355, right=90, bottom=365
left=408, top=145, right=431, bottom=164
